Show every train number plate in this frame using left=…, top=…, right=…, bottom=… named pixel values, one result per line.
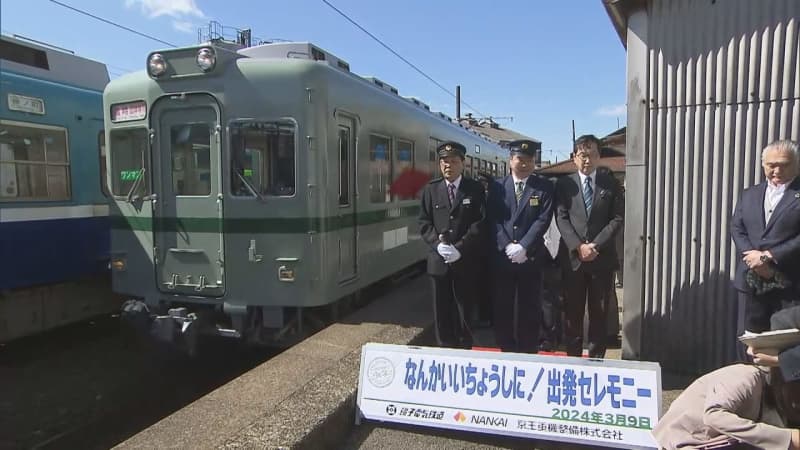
left=7, top=93, right=45, bottom=115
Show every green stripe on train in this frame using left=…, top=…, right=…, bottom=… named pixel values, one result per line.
left=110, top=205, right=421, bottom=233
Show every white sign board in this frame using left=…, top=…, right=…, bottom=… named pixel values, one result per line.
left=357, top=343, right=661, bottom=449
left=7, top=93, right=45, bottom=115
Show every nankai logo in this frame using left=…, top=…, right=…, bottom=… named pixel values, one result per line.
left=470, top=414, right=508, bottom=428
left=453, top=411, right=467, bottom=423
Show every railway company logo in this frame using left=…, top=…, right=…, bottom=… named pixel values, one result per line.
left=385, top=404, right=397, bottom=416
left=470, top=414, right=508, bottom=428
left=366, top=357, right=395, bottom=388
left=453, top=411, right=467, bottom=423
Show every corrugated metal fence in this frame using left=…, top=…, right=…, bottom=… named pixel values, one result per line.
left=624, top=0, right=800, bottom=374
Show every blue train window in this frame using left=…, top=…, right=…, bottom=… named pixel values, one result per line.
left=0, top=120, right=69, bottom=201
left=394, top=140, right=416, bottom=200
left=369, top=135, right=392, bottom=203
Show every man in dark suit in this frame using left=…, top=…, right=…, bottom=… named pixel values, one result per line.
left=419, top=141, right=486, bottom=348
left=732, top=139, right=800, bottom=333
left=555, top=134, right=624, bottom=358
left=487, top=140, right=554, bottom=353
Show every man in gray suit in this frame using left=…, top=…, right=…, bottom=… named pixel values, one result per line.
left=732, top=140, right=800, bottom=333
left=555, top=134, right=624, bottom=358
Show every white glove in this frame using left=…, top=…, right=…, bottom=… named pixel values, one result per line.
left=505, top=243, right=525, bottom=261
left=445, top=246, right=461, bottom=264
left=436, top=243, right=461, bottom=264
left=511, top=250, right=528, bottom=264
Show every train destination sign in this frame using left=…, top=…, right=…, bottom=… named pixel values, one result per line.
left=357, top=343, right=661, bottom=449
left=111, top=101, right=147, bottom=122
left=7, top=93, right=45, bottom=115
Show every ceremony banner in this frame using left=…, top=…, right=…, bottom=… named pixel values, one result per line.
left=357, top=343, right=661, bottom=449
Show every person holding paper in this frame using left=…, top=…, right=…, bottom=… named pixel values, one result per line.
left=419, top=141, right=486, bottom=349
left=653, top=363, right=800, bottom=449
left=731, top=140, right=800, bottom=333
left=486, top=140, right=554, bottom=353
left=749, top=305, right=800, bottom=386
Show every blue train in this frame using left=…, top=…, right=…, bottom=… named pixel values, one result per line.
left=0, top=35, right=116, bottom=341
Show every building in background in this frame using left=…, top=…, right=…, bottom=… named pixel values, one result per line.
left=604, top=0, right=800, bottom=374
left=460, top=113, right=543, bottom=168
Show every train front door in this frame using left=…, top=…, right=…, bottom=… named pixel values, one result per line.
left=336, top=115, right=358, bottom=282
left=151, top=94, right=225, bottom=296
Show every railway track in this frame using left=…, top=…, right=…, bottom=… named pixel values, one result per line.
left=0, top=315, right=276, bottom=449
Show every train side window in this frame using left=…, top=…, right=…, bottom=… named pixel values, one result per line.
left=0, top=120, right=70, bottom=201
left=466, top=156, right=473, bottom=178
left=108, top=128, right=150, bottom=198
left=338, top=125, right=350, bottom=206
left=427, top=137, right=440, bottom=178
left=368, top=134, right=392, bottom=203
left=501, top=162, right=507, bottom=176
left=98, top=131, right=109, bottom=197
left=230, top=121, right=296, bottom=197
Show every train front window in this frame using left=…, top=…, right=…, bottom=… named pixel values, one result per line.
left=0, top=120, right=70, bottom=201
left=230, top=121, right=295, bottom=197
left=109, top=128, right=150, bottom=198
left=170, top=124, right=211, bottom=196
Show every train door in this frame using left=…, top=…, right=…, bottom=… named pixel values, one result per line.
left=336, top=114, right=358, bottom=282
left=151, top=94, right=224, bottom=296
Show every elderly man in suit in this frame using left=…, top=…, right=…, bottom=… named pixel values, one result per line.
left=732, top=139, right=800, bottom=333
left=555, top=134, right=624, bottom=358
left=419, top=141, right=486, bottom=349
left=486, top=139, right=554, bottom=353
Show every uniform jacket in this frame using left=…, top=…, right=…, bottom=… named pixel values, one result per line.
left=731, top=177, right=800, bottom=293
left=555, top=166, right=624, bottom=271
left=418, top=176, right=486, bottom=276
left=771, top=305, right=800, bottom=383
left=486, top=174, right=554, bottom=265
left=652, top=364, right=791, bottom=450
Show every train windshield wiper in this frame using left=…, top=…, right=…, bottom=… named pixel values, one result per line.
left=125, top=167, right=146, bottom=203
left=235, top=169, right=265, bottom=201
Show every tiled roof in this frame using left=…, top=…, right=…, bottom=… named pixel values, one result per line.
left=536, top=156, right=626, bottom=175
left=459, top=119, right=540, bottom=145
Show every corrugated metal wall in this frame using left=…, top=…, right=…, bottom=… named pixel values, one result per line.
left=625, top=0, right=800, bottom=374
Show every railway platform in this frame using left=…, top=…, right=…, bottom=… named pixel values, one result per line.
left=116, top=276, right=694, bottom=449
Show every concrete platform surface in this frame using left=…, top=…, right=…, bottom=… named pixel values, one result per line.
left=115, top=273, right=433, bottom=450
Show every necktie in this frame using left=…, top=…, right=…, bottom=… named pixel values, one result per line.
left=515, top=181, right=524, bottom=202
left=448, top=183, right=456, bottom=206
left=583, top=176, right=593, bottom=214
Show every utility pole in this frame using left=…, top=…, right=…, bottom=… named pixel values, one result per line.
left=456, top=85, right=461, bottom=120
left=571, top=120, right=576, bottom=154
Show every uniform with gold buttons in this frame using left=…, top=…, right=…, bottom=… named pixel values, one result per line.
left=418, top=141, right=486, bottom=349
left=486, top=139, right=554, bottom=353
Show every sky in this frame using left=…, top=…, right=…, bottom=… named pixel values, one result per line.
left=1, top=0, right=627, bottom=161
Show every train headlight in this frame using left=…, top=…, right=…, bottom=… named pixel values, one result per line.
left=148, top=53, right=167, bottom=77
left=196, top=47, right=216, bottom=72
left=111, top=258, right=127, bottom=271
left=278, top=265, right=295, bottom=282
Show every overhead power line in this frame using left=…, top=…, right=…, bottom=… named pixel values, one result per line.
left=48, top=0, right=177, bottom=48
left=320, top=0, right=485, bottom=117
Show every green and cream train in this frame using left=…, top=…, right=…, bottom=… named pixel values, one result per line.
left=104, top=39, right=506, bottom=349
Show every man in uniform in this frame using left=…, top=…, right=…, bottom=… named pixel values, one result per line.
left=555, top=134, right=624, bottom=358
left=487, top=139, right=554, bottom=353
left=419, top=141, right=486, bottom=348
